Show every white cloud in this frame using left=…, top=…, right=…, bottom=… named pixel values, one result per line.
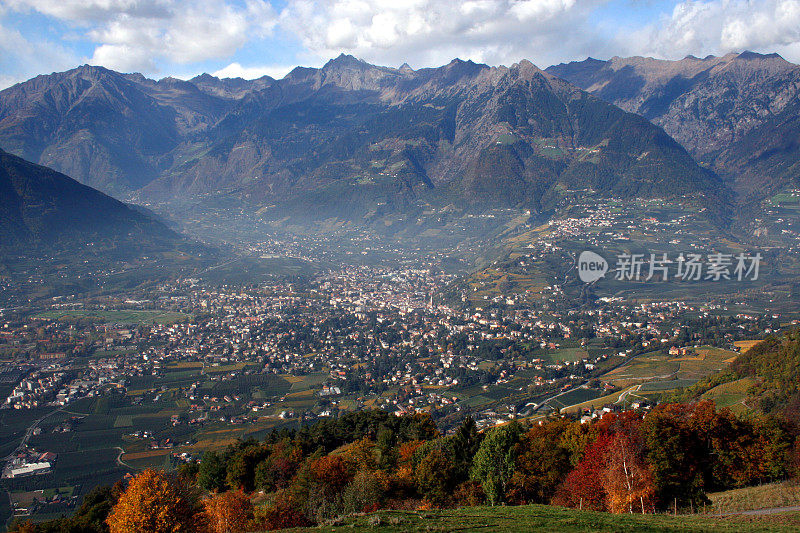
left=0, top=20, right=78, bottom=88
left=622, top=0, right=800, bottom=61
left=4, top=0, right=172, bottom=23
left=90, top=43, right=157, bottom=72
left=5, top=0, right=800, bottom=88
left=4, top=0, right=278, bottom=72
left=279, top=0, right=608, bottom=69
left=212, top=62, right=294, bottom=79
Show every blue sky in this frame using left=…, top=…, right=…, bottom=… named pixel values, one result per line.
left=1, top=0, right=799, bottom=88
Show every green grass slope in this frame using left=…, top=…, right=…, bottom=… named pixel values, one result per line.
left=292, top=504, right=800, bottom=532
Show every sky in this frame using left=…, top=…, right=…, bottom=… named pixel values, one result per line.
left=2, top=0, right=800, bottom=88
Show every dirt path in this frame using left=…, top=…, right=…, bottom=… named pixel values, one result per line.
left=615, top=384, right=642, bottom=405
left=114, top=446, right=132, bottom=469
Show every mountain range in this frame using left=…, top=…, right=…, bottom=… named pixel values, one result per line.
left=547, top=51, right=800, bottom=202
left=0, top=55, right=728, bottom=222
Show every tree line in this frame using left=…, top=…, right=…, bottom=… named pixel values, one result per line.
left=13, top=400, right=800, bottom=533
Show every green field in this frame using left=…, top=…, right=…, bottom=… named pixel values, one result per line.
left=0, top=359, right=319, bottom=527
left=560, top=386, right=637, bottom=414
left=286, top=372, right=329, bottom=392
left=296, top=504, right=800, bottom=532
left=545, top=346, right=589, bottom=363
left=770, top=192, right=800, bottom=205
left=546, top=387, right=604, bottom=410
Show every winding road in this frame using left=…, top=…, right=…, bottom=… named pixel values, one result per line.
left=2, top=407, right=63, bottom=462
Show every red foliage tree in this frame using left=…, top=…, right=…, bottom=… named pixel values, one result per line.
left=552, top=433, right=613, bottom=511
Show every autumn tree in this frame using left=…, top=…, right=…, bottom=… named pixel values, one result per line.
left=602, top=434, right=656, bottom=514
left=792, top=438, right=800, bottom=480
left=292, top=454, right=354, bottom=522
left=341, top=437, right=378, bottom=472
left=178, top=460, right=200, bottom=483
left=201, top=490, right=254, bottom=533
left=342, top=469, right=386, bottom=514
left=508, top=420, right=573, bottom=504
left=106, top=469, right=198, bottom=533
left=641, top=403, right=709, bottom=509
left=413, top=438, right=458, bottom=505
left=253, top=439, right=302, bottom=492
left=552, top=433, right=612, bottom=511
left=8, top=521, right=35, bottom=533
left=755, top=417, right=793, bottom=482
left=393, top=440, right=424, bottom=497
left=259, top=490, right=312, bottom=530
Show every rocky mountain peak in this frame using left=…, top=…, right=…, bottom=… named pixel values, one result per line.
left=323, top=53, right=368, bottom=71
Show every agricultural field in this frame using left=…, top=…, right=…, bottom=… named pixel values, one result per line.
left=545, top=387, right=606, bottom=411
left=559, top=386, right=638, bottom=415
left=463, top=266, right=549, bottom=306
left=0, top=363, right=322, bottom=526
left=639, top=379, right=698, bottom=392
left=734, top=340, right=762, bottom=354
left=603, top=353, right=681, bottom=387
left=2, top=400, right=129, bottom=527
left=602, top=346, right=736, bottom=389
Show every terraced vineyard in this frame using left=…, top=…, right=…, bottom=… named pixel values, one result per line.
left=603, top=346, right=736, bottom=390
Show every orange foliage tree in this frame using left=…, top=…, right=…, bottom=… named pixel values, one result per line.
left=508, top=420, right=573, bottom=504
left=202, top=490, right=254, bottom=533
left=602, top=434, right=656, bottom=514
left=106, top=469, right=198, bottom=533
